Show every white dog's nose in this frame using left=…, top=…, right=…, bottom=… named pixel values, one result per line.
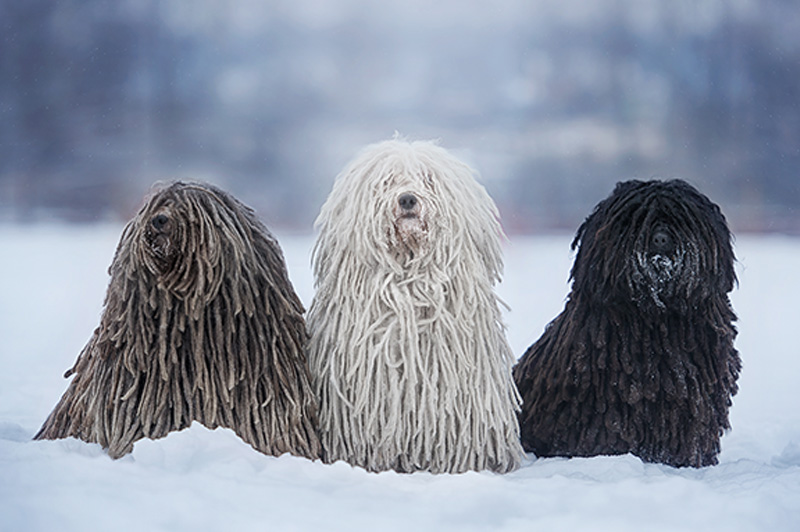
left=397, top=192, right=417, bottom=211
left=398, top=193, right=418, bottom=211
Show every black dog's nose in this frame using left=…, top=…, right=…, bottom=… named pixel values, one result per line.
left=398, top=193, right=418, bottom=211
left=651, top=230, right=672, bottom=252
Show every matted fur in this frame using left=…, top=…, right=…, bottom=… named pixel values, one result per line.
left=34, top=182, right=321, bottom=459
left=513, top=179, right=741, bottom=467
left=307, top=138, right=524, bottom=474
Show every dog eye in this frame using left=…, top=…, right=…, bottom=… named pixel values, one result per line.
left=381, top=174, right=395, bottom=189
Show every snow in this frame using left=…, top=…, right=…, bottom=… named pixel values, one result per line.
left=1, top=225, right=799, bottom=531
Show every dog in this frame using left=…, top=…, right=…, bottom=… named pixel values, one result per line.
left=307, top=138, right=524, bottom=473
left=35, top=181, right=321, bottom=459
left=513, top=179, right=741, bottom=467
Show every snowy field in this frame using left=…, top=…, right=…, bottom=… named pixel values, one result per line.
left=1, top=224, right=799, bottom=531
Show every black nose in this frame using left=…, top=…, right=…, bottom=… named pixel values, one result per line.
left=651, top=230, right=672, bottom=252
left=398, top=193, right=418, bottom=211
left=151, top=213, right=169, bottom=230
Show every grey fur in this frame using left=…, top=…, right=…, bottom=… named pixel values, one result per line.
left=35, top=182, right=321, bottom=459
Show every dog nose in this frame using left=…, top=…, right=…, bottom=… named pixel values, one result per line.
left=651, top=230, right=672, bottom=252
left=151, top=213, right=169, bottom=231
left=398, top=193, right=418, bottom=211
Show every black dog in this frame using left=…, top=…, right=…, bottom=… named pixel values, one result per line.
left=513, top=179, right=741, bottom=467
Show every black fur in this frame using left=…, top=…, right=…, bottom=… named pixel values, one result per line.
left=513, top=179, right=741, bottom=467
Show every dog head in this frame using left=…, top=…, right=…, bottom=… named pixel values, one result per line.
left=122, top=181, right=262, bottom=305
left=570, top=179, right=736, bottom=312
left=314, top=138, right=504, bottom=275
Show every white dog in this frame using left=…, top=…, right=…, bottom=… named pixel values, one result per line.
left=307, top=138, right=524, bottom=473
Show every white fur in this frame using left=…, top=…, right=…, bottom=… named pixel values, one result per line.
left=307, top=138, right=524, bottom=473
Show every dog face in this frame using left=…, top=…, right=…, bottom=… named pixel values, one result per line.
left=386, top=170, right=436, bottom=257
left=570, top=179, right=735, bottom=312
left=126, top=182, right=251, bottom=301
left=632, top=216, right=688, bottom=311
left=143, top=199, right=179, bottom=274
left=136, top=185, right=199, bottom=280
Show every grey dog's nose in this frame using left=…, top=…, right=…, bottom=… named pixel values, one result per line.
left=398, top=193, right=418, bottom=211
left=151, top=213, right=169, bottom=231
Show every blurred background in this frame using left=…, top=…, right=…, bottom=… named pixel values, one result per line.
left=1, top=0, right=798, bottom=234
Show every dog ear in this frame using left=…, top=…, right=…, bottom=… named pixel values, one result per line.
left=708, top=201, right=738, bottom=294
left=570, top=179, right=642, bottom=252
left=669, top=179, right=737, bottom=294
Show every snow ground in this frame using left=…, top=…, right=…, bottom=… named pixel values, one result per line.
left=1, top=225, right=798, bottom=531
